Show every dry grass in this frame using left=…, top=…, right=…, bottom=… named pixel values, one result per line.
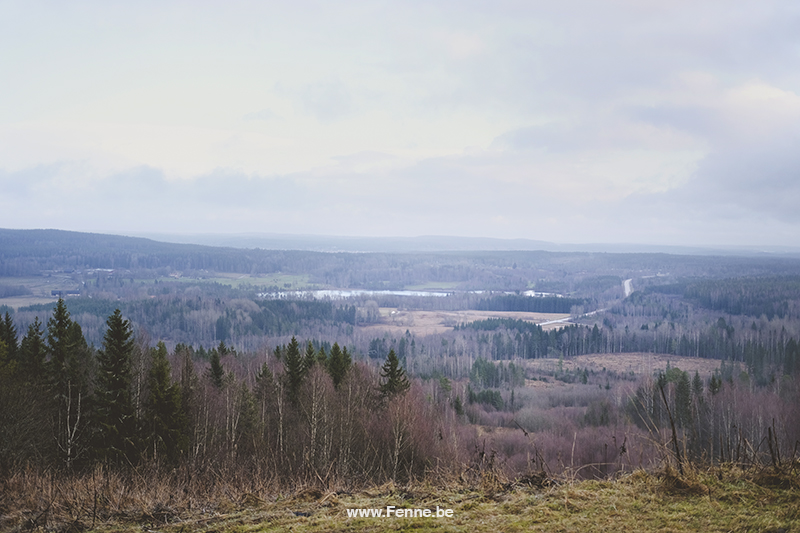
left=360, top=309, right=570, bottom=337
left=524, top=353, right=725, bottom=378
left=3, top=466, right=796, bottom=532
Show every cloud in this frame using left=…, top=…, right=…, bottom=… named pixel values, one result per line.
left=296, top=80, right=354, bottom=122
left=242, top=109, right=279, bottom=121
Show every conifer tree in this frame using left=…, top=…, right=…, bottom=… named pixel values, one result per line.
left=316, top=346, right=327, bottom=367
left=144, top=342, right=186, bottom=464
left=208, top=349, right=226, bottom=389
left=93, top=309, right=137, bottom=465
left=0, top=312, right=18, bottom=363
left=675, top=370, right=692, bottom=428
left=303, top=341, right=317, bottom=372
left=177, top=345, right=198, bottom=456
left=327, top=342, right=351, bottom=389
left=46, top=299, right=92, bottom=468
left=380, top=349, right=410, bottom=399
left=46, top=299, right=73, bottom=388
left=283, top=336, right=304, bottom=403
left=19, top=317, right=46, bottom=383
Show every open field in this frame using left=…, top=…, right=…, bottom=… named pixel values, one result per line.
left=524, top=353, right=726, bottom=380
left=360, top=308, right=571, bottom=337
left=0, top=276, right=74, bottom=309
left=5, top=469, right=795, bottom=533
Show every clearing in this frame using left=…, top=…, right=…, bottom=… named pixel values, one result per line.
left=360, top=308, right=571, bottom=336
left=520, top=353, right=725, bottom=384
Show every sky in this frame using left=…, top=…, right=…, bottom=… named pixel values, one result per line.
left=2, top=0, right=800, bottom=247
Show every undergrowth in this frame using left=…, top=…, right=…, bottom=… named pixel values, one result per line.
left=1, top=462, right=797, bottom=532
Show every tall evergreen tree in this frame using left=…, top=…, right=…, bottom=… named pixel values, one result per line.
left=0, top=312, right=18, bottom=363
left=46, top=299, right=92, bottom=468
left=380, top=349, right=410, bottom=399
left=316, top=346, right=328, bottom=367
left=327, top=342, right=351, bottom=389
left=19, top=317, right=46, bottom=383
left=283, top=336, right=304, bottom=403
left=303, top=341, right=317, bottom=372
left=675, top=370, right=692, bottom=428
left=207, top=349, right=226, bottom=389
left=177, top=345, right=198, bottom=458
left=46, top=299, right=73, bottom=387
left=93, top=309, right=137, bottom=465
left=144, top=342, right=186, bottom=464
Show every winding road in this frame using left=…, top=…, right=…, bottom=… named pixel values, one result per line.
left=537, top=278, right=633, bottom=327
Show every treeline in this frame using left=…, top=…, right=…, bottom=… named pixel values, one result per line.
left=649, top=276, right=800, bottom=320
left=475, top=295, right=584, bottom=314
left=16, top=296, right=357, bottom=349
left=0, top=284, right=31, bottom=298
left=8, top=228, right=800, bottom=294
left=457, top=317, right=799, bottom=385
left=0, top=301, right=460, bottom=485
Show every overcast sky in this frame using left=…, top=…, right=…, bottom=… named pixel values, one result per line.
left=2, top=1, right=799, bottom=247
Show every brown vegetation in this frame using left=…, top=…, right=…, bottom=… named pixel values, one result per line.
left=360, top=308, right=570, bottom=337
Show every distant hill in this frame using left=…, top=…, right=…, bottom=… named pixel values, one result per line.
left=131, top=231, right=800, bottom=256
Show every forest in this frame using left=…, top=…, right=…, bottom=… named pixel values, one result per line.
left=0, top=229, right=799, bottom=531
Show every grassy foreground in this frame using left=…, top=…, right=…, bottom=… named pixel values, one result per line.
left=41, top=467, right=796, bottom=533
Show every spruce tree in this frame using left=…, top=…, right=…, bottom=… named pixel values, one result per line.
left=144, top=342, right=186, bottom=464
left=380, top=349, right=410, bottom=399
left=327, top=342, right=351, bottom=389
left=208, top=349, right=226, bottom=389
left=46, top=299, right=73, bottom=388
left=19, top=317, right=46, bottom=383
left=316, top=346, right=328, bottom=367
left=0, top=312, right=18, bottom=363
left=283, top=336, right=304, bottom=403
left=93, top=309, right=137, bottom=465
left=675, top=370, right=692, bottom=428
left=303, top=341, right=317, bottom=372
left=46, top=299, right=92, bottom=468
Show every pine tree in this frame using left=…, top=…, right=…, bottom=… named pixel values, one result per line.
left=144, top=342, right=186, bottom=464
left=380, top=349, right=410, bottom=399
left=93, top=309, right=137, bottom=465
